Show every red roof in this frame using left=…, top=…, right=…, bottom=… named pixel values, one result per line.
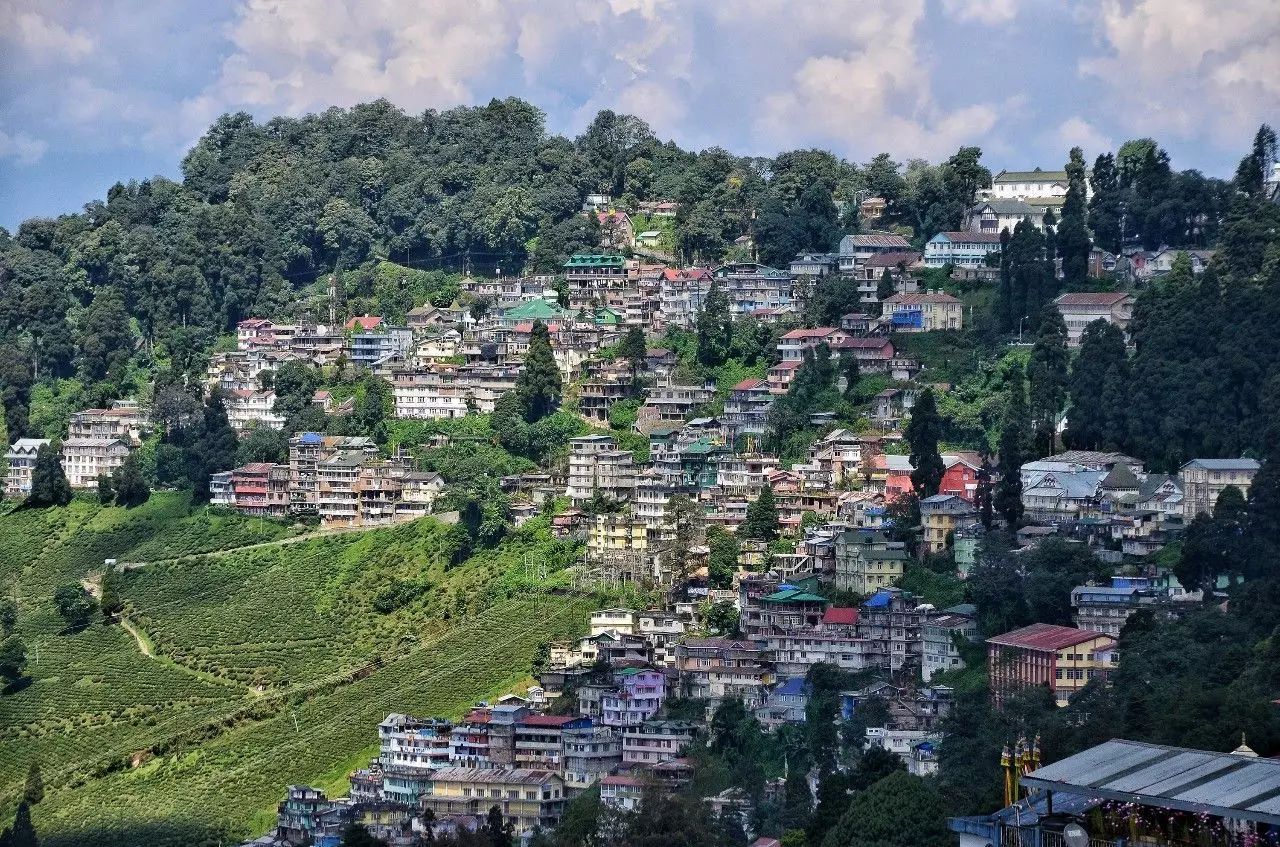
left=770, top=360, right=803, bottom=371
left=661, top=267, right=711, bottom=282
left=781, top=327, right=838, bottom=340
left=987, top=623, right=1114, bottom=651
left=823, top=607, right=860, bottom=626
left=514, top=322, right=562, bottom=333
left=732, top=378, right=767, bottom=391
left=1054, top=292, right=1130, bottom=306
left=345, top=315, right=383, bottom=331
left=601, top=775, right=642, bottom=787
left=519, top=714, right=581, bottom=728
left=831, top=337, right=893, bottom=352
left=235, top=463, right=276, bottom=474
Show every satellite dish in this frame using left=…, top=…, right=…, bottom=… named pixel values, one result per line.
left=1063, top=823, right=1090, bottom=847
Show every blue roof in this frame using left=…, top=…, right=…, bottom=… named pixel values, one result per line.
left=775, top=678, right=810, bottom=696
left=864, top=590, right=892, bottom=608
left=301, top=432, right=323, bottom=444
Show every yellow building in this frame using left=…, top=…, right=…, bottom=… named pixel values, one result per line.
left=882, top=291, right=964, bottom=332
left=987, top=623, right=1117, bottom=707
left=420, top=767, right=565, bottom=835
left=587, top=513, right=648, bottom=561
left=833, top=529, right=909, bottom=595
left=919, top=494, right=978, bottom=554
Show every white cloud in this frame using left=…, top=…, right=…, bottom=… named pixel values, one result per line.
left=1080, top=0, right=1280, bottom=147
left=0, top=127, right=47, bottom=164
left=1051, top=117, right=1114, bottom=162
left=940, top=0, right=1020, bottom=25
left=1, top=5, right=95, bottom=63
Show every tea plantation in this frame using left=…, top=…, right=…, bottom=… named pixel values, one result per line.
left=0, top=495, right=598, bottom=847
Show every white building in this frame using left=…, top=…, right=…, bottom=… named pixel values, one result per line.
left=566, top=435, right=636, bottom=506
left=1053, top=292, right=1135, bottom=347
left=60, top=438, right=130, bottom=489
left=225, top=389, right=287, bottom=434
left=4, top=438, right=51, bottom=499
left=924, top=232, right=1003, bottom=267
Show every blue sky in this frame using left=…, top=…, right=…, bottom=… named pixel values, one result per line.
left=2, top=0, right=1277, bottom=231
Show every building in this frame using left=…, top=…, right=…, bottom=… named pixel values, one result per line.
left=952, top=739, right=1280, bottom=847
left=675, top=638, right=773, bottom=709
left=348, top=322, right=412, bottom=369
left=710, top=262, right=794, bottom=315
left=658, top=268, right=713, bottom=329
left=1178, top=458, right=1260, bottom=520
left=601, top=668, right=666, bottom=728
left=965, top=198, right=1046, bottom=235
left=921, top=608, right=978, bottom=682
left=837, top=233, right=913, bottom=274
left=621, top=720, right=697, bottom=767
left=986, top=623, right=1117, bottom=707
left=776, top=327, right=848, bottom=361
left=924, top=232, right=1003, bottom=268
left=599, top=775, right=643, bottom=812
left=789, top=252, right=840, bottom=278
left=392, top=369, right=472, bottom=419
left=4, top=438, right=50, bottom=498
left=378, top=714, right=454, bottom=772
left=562, top=725, right=622, bottom=793
left=857, top=588, right=927, bottom=672
left=417, top=768, right=565, bottom=836
left=919, top=494, right=978, bottom=553
left=225, top=389, right=287, bottom=433
left=68, top=400, right=148, bottom=445
left=723, top=379, right=774, bottom=438
left=1070, top=582, right=1161, bottom=637
left=564, top=252, right=628, bottom=311
left=641, top=381, right=717, bottom=423
left=1052, top=292, right=1136, bottom=346
left=566, top=435, right=636, bottom=506
left=882, top=291, right=963, bottom=332
left=988, top=168, right=1084, bottom=201
left=60, top=437, right=130, bottom=489
left=832, top=529, right=909, bottom=596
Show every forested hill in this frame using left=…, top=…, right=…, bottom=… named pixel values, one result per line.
left=0, top=96, right=1276, bottom=468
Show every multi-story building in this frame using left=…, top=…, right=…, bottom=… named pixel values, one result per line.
left=417, top=768, right=566, bottom=836
left=921, top=608, right=978, bottom=682
left=710, top=262, right=794, bottom=315
left=565, top=252, right=628, bottom=311
left=378, top=714, right=454, bottom=772
left=988, top=168, right=1085, bottom=202
left=923, top=232, right=1002, bottom=267
left=882, top=291, right=964, bottom=332
left=586, top=513, right=649, bottom=570
left=566, top=435, right=636, bottom=506
left=741, top=587, right=829, bottom=639
left=578, top=377, right=632, bottom=423
left=1070, top=583, right=1161, bottom=637
left=513, top=714, right=592, bottom=771
left=986, top=622, right=1117, bottom=707
left=346, top=318, right=413, bottom=369
left=60, top=437, right=130, bottom=489
left=229, top=462, right=287, bottom=516
left=599, top=775, right=643, bottom=812
left=857, top=588, right=927, bottom=672
left=68, top=400, right=149, bottom=445
left=589, top=608, right=638, bottom=637
left=965, top=198, right=1048, bottom=235
left=1053, top=291, right=1136, bottom=346
left=658, top=268, right=713, bottom=329
left=1178, top=458, right=1260, bottom=520
left=224, top=389, right=286, bottom=433
left=4, top=438, right=50, bottom=498
left=209, top=470, right=234, bottom=506
left=288, top=433, right=378, bottom=514
left=777, top=327, right=848, bottom=361
left=675, top=637, right=773, bottom=709
left=837, top=233, right=913, bottom=274
left=621, top=720, right=698, bottom=767
left=767, top=627, right=873, bottom=676
left=723, top=379, right=774, bottom=438
left=641, top=381, right=717, bottom=423
left=562, top=725, right=622, bottom=793
left=832, top=529, right=909, bottom=595
left=601, top=668, right=666, bottom=728
left=919, top=493, right=978, bottom=553
left=391, top=369, right=472, bottom=419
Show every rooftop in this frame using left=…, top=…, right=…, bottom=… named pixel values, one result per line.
left=564, top=252, right=626, bottom=268
left=987, top=622, right=1113, bottom=651
left=931, top=231, right=1003, bottom=244
left=993, top=168, right=1069, bottom=183
left=1054, top=291, right=1132, bottom=306
left=427, top=767, right=560, bottom=785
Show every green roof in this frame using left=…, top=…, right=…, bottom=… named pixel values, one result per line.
left=681, top=437, right=721, bottom=455
left=504, top=299, right=571, bottom=320
left=762, top=589, right=829, bottom=604
left=565, top=252, right=626, bottom=268
left=594, top=308, right=622, bottom=325
left=993, top=169, right=1068, bottom=183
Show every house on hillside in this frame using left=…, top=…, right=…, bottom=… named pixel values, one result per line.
left=882, top=291, right=963, bottom=331
left=924, top=232, right=1002, bottom=268
left=1053, top=291, right=1135, bottom=346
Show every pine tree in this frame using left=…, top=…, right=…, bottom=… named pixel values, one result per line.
left=905, top=388, right=945, bottom=498
left=1027, top=307, right=1069, bottom=458
left=1088, top=153, right=1123, bottom=254
left=112, top=453, right=150, bottom=508
left=99, top=568, right=123, bottom=623
left=695, top=279, right=732, bottom=367
left=876, top=268, right=896, bottom=316
left=1248, top=452, right=1280, bottom=554
left=2, top=802, right=40, bottom=847
left=515, top=320, right=562, bottom=422
left=23, top=761, right=43, bottom=805
left=1058, top=147, right=1092, bottom=287
left=96, top=472, right=115, bottom=505
left=995, top=372, right=1029, bottom=528
left=0, top=635, right=27, bottom=686
left=1065, top=319, right=1129, bottom=450
left=840, top=352, right=861, bottom=401
left=741, top=483, right=781, bottom=542
left=619, top=325, right=646, bottom=389
left=27, top=441, right=72, bottom=507
left=995, top=228, right=1014, bottom=333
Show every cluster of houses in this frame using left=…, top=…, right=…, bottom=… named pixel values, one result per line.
left=3, top=400, right=147, bottom=498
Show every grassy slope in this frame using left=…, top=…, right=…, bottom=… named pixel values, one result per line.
left=0, top=494, right=597, bottom=847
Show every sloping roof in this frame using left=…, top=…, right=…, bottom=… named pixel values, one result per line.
left=1054, top=292, right=1131, bottom=307
left=781, top=327, right=839, bottom=340
left=1022, top=739, right=1280, bottom=826
left=993, top=168, right=1068, bottom=183
left=504, top=299, right=570, bottom=320
left=564, top=252, right=626, bottom=268
left=865, top=251, right=923, bottom=268
left=823, top=607, right=860, bottom=626
left=732, top=378, right=767, bottom=391
left=1182, top=458, right=1261, bottom=472
left=345, top=315, right=383, bottom=331
left=1101, top=462, right=1140, bottom=490
left=885, top=292, right=961, bottom=305
left=842, top=233, right=912, bottom=250
left=931, top=231, right=1003, bottom=244
left=987, top=622, right=1112, bottom=651
left=973, top=198, right=1037, bottom=214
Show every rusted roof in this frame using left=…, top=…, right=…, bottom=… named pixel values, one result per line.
left=987, top=622, right=1113, bottom=651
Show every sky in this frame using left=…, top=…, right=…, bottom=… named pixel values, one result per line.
left=1, top=0, right=1277, bottom=231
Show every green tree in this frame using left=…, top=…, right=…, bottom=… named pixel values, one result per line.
left=0, top=635, right=27, bottom=686
left=338, top=822, right=387, bottom=847
left=662, top=494, right=703, bottom=586
left=696, top=279, right=733, bottom=367
left=906, top=388, right=945, bottom=498
left=515, top=320, right=562, bottom=422
left=821, top=771, right=950, bottom=847
left=236, top=425, right=289, bottom=465
left=875, top=268, right=896, bottom=315
left=620, top=325, right=647, bottom=387
left=99, top=568, right=123, bottom=623
left=995, top=372, right=1029, bottom=528
left=1065, top=320, right=1129, bottom=450
left=112, top=452, right=151, bottom=508
left=95, top=471, right=115, bottom=505
left=1087, top=153, right=1123, bottom=254
left=53, top=583, right=97, bottom=630
left=1027, top=307, right=1069, bottom=458
left=740, top=483, right=780, bottom=542
left=706, top=525, right=740, bottom=588
left=23, top=761, right=43, bottom=805
left=703, top=600, right=741, bottom=637
left=26, top=442, right=71, bottom=507
left=1058, top=147, right=1092, bottom=287
left=0, top=600, right=15, bottom=636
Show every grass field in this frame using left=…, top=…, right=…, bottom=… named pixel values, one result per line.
left=0, top=494, right=597, bottom=847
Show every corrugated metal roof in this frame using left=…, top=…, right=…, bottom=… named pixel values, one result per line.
left=1023, top=739, right=1280, bottom=825
left=986, top=622, right=1111, bottom=651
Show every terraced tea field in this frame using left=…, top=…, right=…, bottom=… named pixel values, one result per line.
left=0, top=495, right=596, bottom=847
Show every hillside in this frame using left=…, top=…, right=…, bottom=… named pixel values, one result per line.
left=0, top=494, right=598, bottom=846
